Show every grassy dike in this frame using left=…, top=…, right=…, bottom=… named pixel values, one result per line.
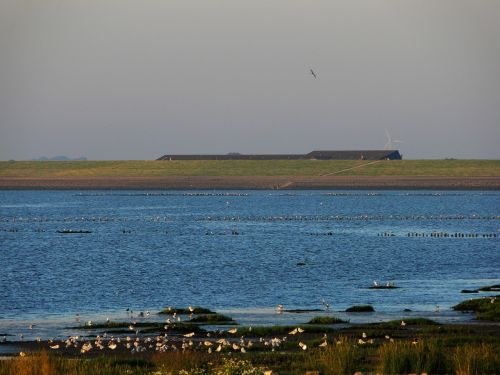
left=1, top=159, right=500, bottom=178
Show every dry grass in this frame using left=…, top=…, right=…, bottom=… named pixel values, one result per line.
left=1, top=339, right=499, bottom=375
left=0, top=351, right=152, bottom=375
left=453, top=343, right=500, bottom=375
left=306, top=338, right=362, bottom=375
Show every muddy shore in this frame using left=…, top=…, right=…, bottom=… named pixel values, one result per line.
left=1, top=176, right=500, bottom=190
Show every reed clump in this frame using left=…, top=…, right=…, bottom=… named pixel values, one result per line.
left=1, top=338, right=499, bottom=375
left=377, top=339, right=450, bottom=374
left=453, top=343, right=500, bottom=375
left=306, top=338, right=362, bottom=375
left=0, top=352, right=153, bottom=375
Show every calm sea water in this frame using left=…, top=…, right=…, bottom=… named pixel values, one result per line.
left=0, top=190, right=498, bottom=339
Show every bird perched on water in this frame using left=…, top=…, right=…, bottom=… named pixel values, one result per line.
left=310, top=69, right=317, bottom=79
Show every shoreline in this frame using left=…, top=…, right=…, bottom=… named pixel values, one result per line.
left=1, top=319, right=498, bottom=366
left=1, top=176, right=500, bottom=190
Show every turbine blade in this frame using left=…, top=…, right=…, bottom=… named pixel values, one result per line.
left=384, top=128, right=391, bottom=141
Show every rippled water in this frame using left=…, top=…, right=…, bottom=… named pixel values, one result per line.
left=0, top=190, right=498, bottom=339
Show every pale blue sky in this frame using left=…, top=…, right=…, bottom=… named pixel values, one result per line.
left=1, top=0, right=499, bottom=160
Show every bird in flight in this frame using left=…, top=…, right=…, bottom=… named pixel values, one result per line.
left=310, top=69, right=317, bottom=78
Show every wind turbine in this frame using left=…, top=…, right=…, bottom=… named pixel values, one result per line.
left=384, top=129, right=403, bottom=150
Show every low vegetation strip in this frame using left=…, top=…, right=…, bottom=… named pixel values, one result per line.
left=1, top=339, right=498, bottom=375
left=158, top=307, right=215, bottom=315
left=307, top=316, right=347, bottom=324
left=345, top=305, right=375, bottom=312
left=453, top=296, right=499, bottom=321
left=188, top=314, right=234, bottom=324
left=1, top=159, right=500, bottom=178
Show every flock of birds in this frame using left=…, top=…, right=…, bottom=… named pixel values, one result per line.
left=10, top=298, right=412, bottom=357
left=201, top=214, right=499, bottom=222
left=1, top=213, right=498, bottom=224
left=11, top=296, right=499, bottom=358
left=18, top=323, right=412, bottom=358
left=2, top=226, right=497, bottom=239
left=15, top=306, right=326, bottom=356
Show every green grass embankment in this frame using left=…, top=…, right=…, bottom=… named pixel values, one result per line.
left=1, top=160, right=499, bottom=177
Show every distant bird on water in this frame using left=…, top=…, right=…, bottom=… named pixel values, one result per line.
left=310, top=69, right=317, bottom=79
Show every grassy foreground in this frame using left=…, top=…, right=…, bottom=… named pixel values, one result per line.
left=1, top=338, right=498, bottom=375
left=1, top=160, right=499, bottom=178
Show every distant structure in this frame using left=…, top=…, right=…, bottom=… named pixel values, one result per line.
left=157, top=150, right=402, bottom=161
left=34, top=156, right=87, bottom=161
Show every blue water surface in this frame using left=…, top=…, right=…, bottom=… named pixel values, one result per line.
left=0, top=190, right=498, bottom=337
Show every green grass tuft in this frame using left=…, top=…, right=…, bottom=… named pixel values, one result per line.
left=158, top=306, right=215, bottom=315
left=453, top=296, right=500, bottom=321
left=378, top=339, right=452, bottom=374
left=307, top=316, right=347, bottom=324
left=188, top=314, right=234, bottom=324
left=376, top=318, right=439, bottom=329
left=345, top=305, right=375, bottom=312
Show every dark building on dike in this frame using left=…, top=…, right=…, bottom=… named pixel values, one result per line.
left=157, top=150, right=402, bottom=161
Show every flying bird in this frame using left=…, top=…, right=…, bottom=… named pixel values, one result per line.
left=310, top=69, right=317, bottom=78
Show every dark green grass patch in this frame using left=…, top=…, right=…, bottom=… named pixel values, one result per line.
left=478, top=284, right=500, bottom=292
left=307, top=316, right=347, bottom=324
left=158, top=306, right=215, bottom=315
left=141, top=323, right=206, bottom=334
left=453, top=296, right=500, bottom=321
left=375, top=318, right=439, bottom=330
left=188, top=314, right=235, bottom=324
left=219, top=325, right=338, bottom=337
left=73, top=322, right=157, bottom=330
left=72, top=321, right=204, bottom=334
left=345, top=305, right=375, bottom=312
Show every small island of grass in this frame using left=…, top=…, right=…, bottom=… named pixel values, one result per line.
left=453, top=296, right=499, bottom=321
left=346, top=305, right=375, bottom=312
left=307, top=316, right=347, bottom=324
left=377, top=318, right=438, bottom=329
left=158, top=306, right=215, bottom=315
left=189, top=313, right=235, bottom=324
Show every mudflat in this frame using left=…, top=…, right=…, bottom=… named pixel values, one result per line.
left=1, top=175, right=500, bottom=189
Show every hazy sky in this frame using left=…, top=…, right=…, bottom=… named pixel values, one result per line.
left=1, top=0, right=499, bottom=160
